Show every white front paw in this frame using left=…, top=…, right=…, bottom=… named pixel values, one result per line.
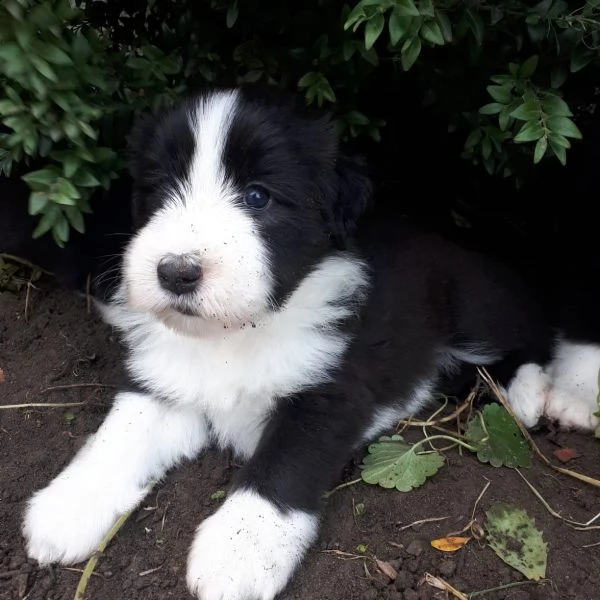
left=506, top=363, right=550, bottom=429
left=23, top=468, right=145, bottom=566
left=186, top=490, right=318, bottom=600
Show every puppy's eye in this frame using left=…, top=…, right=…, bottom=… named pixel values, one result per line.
left=243, top=185, right=271, bottom=210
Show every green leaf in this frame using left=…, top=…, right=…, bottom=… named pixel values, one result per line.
left=14, top=21, right=32, bottom=50
left=419, top=0, right=435, bottom=17
left=226, top=2, right=239, bottom=28
left=487, top=85, right=512, bottom=104
left=570, top=47, right=594, bottom=73
left=533, top=136, right=547, bottom=164
left=401, top=36, right=421, bottom=71
left=513, top=121, right=545, bottom=143
left=365, top=12, right=385, bottom=51
left=550, top=65, right=568, bottom=89
left=519, top=55, right=538, bottom=79
left=465, top=403, right=531, bottom=467
left=28, top=192, right=49, bottom=215
left=345, top=110, right=370, bottom=125
left=548, top=137, right=567, bottom=165
left=548, top=132, right=571, bottom=149
left=53, top=214, right=70, bottom=243
left=40, top=43, right=73, bottom=66
left=510, top=101, right=540, bottom=121
left=465, top=8, right=484, bottom=47
left=420, top=20, right=445, bottom=46
left=499, top=107, right=512, bottom=131
left=64, top=206, right=85, bottom=234
left=72, top=170, right=100, bottom=187
left=396, top=0, right=420, bottom=17
left=436, top=11, right=452, bottom=43
left=542, top=95, right=572, bottom=117
left=298, top=71, right=319, bottom=88
left=547, top=116, right=582, bottom=139
left=360, top=434, right=444, bottom=492
left=389, top=9, right=412, bottom=45
left=479, top=103, right=503, bottom=115
left=32, top=210, right=57, bottom=239
left=55, top=178, right=80, bottom=199
left=490, top=6, right=503, bottom=25
left=0, top=100, right=21, bottom=116
left=30, top=56, right=58, bottom=82
left=485, top=503, right=548, bottom=580
left=22, top=167, right=59, bottom=187
left=464, top=128, right=482, bottom=150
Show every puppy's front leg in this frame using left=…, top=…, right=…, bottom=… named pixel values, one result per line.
left=187, top=392, right=362, bottom=600
left=23, top=390, right=207, bottom=565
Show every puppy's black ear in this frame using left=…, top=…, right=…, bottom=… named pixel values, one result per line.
left=326, top=154, right=373, bottom=248
left=127, top=113, right=159, bottom=184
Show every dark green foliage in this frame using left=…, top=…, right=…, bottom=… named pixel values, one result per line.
left=1, top=0, right=599, bottom=244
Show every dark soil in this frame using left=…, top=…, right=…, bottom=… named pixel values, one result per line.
left=1, top=281, right=599, bottom=600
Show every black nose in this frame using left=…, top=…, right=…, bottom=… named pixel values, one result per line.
left=157, top=255, right=202, bottom=295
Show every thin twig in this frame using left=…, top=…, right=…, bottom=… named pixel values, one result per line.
left=323, top=477, right=362, bottom=499
left=0, top=253, right=53, bottom=275
left=582, top=540, right=600, bottom=548
left=515, top=469, right=598, bottom=529
left=471, top=479, right=491, bottom=522
left=396, top=516, right=450, bottom=531
left=468, top=579, right=553, bottom=598
left=41, top=383, right=118, bottom=394
left=73, top=487, right=151, bottom=600
left=0, top=402, right=86, bottom=410
left=138, top=563, right=164, bottom=577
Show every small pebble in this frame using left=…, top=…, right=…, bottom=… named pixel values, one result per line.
left=406, top=539, right=427, bottom=557
left=394, top=570, right=415, bottom=591
left=438, top=559, right=456, bottom=578
left=362, top=589, right=379, bottom=600
left=403, top=590, right=419, bottom=600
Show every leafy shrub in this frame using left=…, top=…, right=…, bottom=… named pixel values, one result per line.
left=0, top=0, right=599, bottom=244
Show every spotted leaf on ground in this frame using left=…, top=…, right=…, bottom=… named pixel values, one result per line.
left=465, top=402, right=531, bottom=468
left=485, top=502, right=547, bottom=580
left=360, top=435, right=444, bottom=492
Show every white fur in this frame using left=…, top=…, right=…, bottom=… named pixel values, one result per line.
left=23, top=392, right=207, bottom=565
left=506, top=341, right=600, bottom=430
left=544, top=340, right=600, bottom=430
left=123, top=89, right=274, bottom=330
left=506, top=363, right=551, bottom=429
left=362, top=379, right=435, bottom=442
left=186, top=490, right=318, bottom=600
left=101, top=253, right=368, bottom=459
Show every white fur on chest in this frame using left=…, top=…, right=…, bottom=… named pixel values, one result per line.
left=99, top=254, right=368, bottom=456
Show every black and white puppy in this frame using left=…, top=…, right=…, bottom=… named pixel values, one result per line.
left=22, top=86, right=598, bottom=600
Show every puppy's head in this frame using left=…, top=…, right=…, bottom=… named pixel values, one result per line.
left=124, top=86, right=371, bottom=334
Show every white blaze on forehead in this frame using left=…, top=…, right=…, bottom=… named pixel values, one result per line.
left=179, top=90, right=239, bottom=208
left=123, top=89, right=274, bottom=329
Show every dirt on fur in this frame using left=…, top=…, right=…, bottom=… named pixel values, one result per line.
left=1, top=281, right=599, bottom=600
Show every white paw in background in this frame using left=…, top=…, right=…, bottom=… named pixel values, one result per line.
left=506, top=363, right=551, bottom=429
left=187, top=489, right=318, bottom=600
left=23, top=463, right=146, bottom=566
left=544, top=341, right=600, bottom=431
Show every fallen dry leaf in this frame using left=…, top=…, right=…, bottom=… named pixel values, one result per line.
left=424, top=572, right=469, bottom=600
left=375, top=558, right=397, bottom=581
left=0, top=368, right=4, bottom=384
left=430, top=536, right=471, bottom=552
left=553, top=447, right=580, bottom=463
